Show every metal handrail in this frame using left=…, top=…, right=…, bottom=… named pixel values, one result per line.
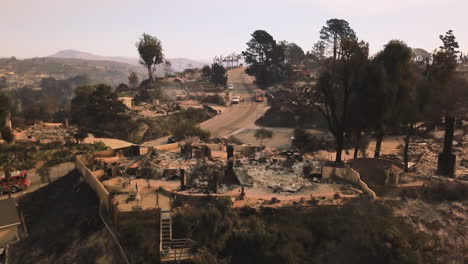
left=100, top=204, right=130, bottom=264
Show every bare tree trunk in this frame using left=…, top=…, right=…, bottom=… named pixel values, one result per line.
left=374, top=132, right=383, bottom=158
left=353, top=146, right=358, bottom=159
left=147, top=66, right=153, bottom=81
left=403, top=124, right=413, bottom=172
left=353, top=131, right=361, bottom=159
left=335, top=129, right=344, bottom=163
left=442, top=115, right=455, bottom=154
left=333, top=35, right=337, bottom=61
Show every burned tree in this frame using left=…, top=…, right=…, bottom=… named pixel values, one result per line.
left=314, top=37, right=369, bottom=163
left=425, top=30, right=468, bottom=177
left=160, top=96, right=179, bottom=116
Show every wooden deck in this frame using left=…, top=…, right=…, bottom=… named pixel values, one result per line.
left=160, top=239, right=197, bottom=263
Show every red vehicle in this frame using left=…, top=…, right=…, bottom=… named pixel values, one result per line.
left=254, top=90, right=265, bottom=102
left=0, top=170, right=30, bottom=194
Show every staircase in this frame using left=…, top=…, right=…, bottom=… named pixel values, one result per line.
left=160, top=210, right=172, bottom=251
left=159, top=210, right=196, bottom=263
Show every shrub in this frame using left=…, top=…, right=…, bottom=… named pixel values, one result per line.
left=402, top=182, right=468, bottom=202
left=170, top=119, right=210, bottom=142
left=173, top=200, right=432, bottom=264
left=201, top=95, right=226, bottom=105
left=227, top=136, right=243, bottom=145
left=293, top=128, right=334, bottom=153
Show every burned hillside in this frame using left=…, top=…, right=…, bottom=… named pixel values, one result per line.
left=9, top=170, right=125, bottom=264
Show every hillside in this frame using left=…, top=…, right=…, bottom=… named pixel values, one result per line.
left=10, top=170, right=125, bottom=264
left=49, top=49, right=208, bottom=72
left=0, top=56, right=146, bottom=87
left=49, top=50, right=139, bottom=65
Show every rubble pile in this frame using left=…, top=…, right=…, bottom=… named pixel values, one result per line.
left=186, top=161, right=225, bottom=193
left=25, top=125, right=76, bottom=143
left=405, top=138, right=442, bottom=175
left=393, top=136, right=467, bottom=177
left=241, top=159, right=317, bottom=193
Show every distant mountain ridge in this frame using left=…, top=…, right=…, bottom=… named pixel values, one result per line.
left=49, top=49, right=208, bottom=72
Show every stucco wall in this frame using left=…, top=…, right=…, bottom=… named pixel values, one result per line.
left=154, top=143, right=180, bottom=152
left=48, top=162, right=75, bottom=182
left=0, top=226, right=18, bottom=247
left=322, top=166, right=376, bottom=199
left=76, top=155, right=111, bottom=210
left=348, top=158, right=404, bottom=185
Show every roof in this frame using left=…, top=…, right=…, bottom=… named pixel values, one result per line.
left=118, top=97, right=134, bottom=100
left=0, top=198, right=21, bottom=228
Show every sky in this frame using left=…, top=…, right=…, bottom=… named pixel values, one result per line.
left=2, top=0, right=467, bottom=61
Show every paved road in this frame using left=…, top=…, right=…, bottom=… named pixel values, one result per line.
left=143, top=67, right=294, bottom=149
left=200, top=68, right=269, bottom=137
left=202, top=68, right=295, bottom=149
left=0, top=169, right=44, bottom=200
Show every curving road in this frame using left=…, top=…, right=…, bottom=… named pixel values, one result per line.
left=143, top=67, right=293, bottom=149
left=200, top=68, right=268, bottom=137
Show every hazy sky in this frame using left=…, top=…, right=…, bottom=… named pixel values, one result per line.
left=2, top=0, right=467, bottom=61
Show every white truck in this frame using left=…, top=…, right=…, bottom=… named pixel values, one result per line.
left=231, top=95, right=241, bottom=104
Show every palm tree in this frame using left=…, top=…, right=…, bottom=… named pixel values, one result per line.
left=222, top=56, right=229, bottom=68
left=230, top=52, right=237, bottom=68
left=237, top=54, right=243, bottom=66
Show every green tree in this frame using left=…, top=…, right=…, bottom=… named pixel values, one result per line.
left=319, top=18, right=356, bottom=61
left=285, top=42, right=305, bottom=65
left=305, top=41, right=326, bottom=69
left=70, top=84, right=127, bottom=128
left=128, top=72, right=139, bottom=89
left=115, top=83, right=130, bottom=94
left=73, top=128, right=88, bottom=144
left=210, top=63, right=228, bottom=87
left=372, top=40, right=414, bottom=158
left=170, top=120, right=210, bottom=142
left=254, top=128, right=273, bottom=147
left=136, top=33, right=164, bottom=81
left=242, top=30, right=288, bottom=87
left=201, top=65, right=212, bottom=81
left=347, top=59, right=386, bottom=158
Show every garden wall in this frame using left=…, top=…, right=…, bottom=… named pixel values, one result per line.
left=76, top=155, right=111, bottom=211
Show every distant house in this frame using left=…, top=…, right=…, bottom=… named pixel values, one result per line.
left=118, top=97, right=134, bottom=109
left=0, top=198, right=21, bottom=247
